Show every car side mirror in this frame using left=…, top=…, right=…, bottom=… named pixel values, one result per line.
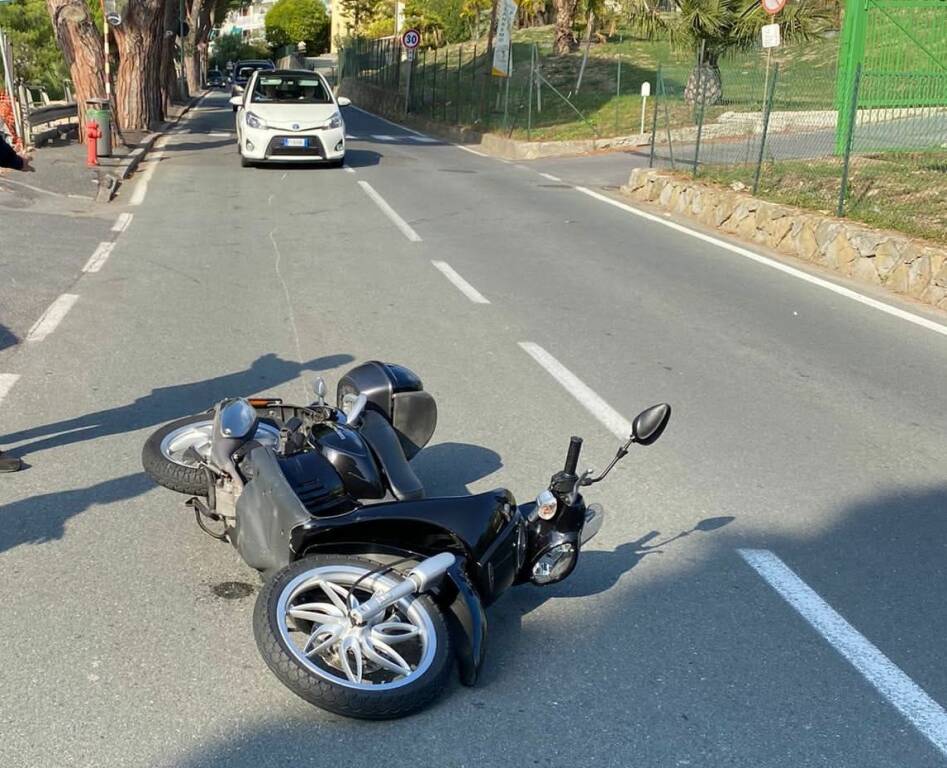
left=229, top=95, right=243, bottom=107
left=631, top=403, right=671, bottom=446
left=233, top=84, right=245, bottom=94
left=337, top=96, right=351, bottom=107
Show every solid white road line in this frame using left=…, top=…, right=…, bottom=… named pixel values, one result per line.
left=456, top=145, right=486, bottom=157
left=431, top=261, right=490, bottom=304
left=0, top=373, right=19, bottom=406
left=343, top=165, right=356, bottom=174
left=26, top=294, right=79, bottom=342
left=82, top=242, right=115, bottom=273
left=539, top=172, right=562, bottom=182
left=576, top=186, right=947, bottom=339
left=372, top=134, right=396, bottom=142
left=357, top=181, right=422, bottom=242
left=349, top=105, right=427, bottom=137
left=519, top=342, right=632, bottom=439
left=111, top=212, right=133, bottom=233
left=412, top=136, right=438, bottom=143
left=739, top=549, right=947, bottom=757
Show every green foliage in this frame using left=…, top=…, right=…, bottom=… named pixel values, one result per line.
left=625, top=0, right=833, bottom=57
left=210, top=32, right=271, bottom=69
left=404, top=0, right=468, bottom=45
left=265, top=0, right=329, bottom=52
left=0, top=0, right=69, bottom=100
left=339, top=0, right=381, bottom=35
left=363, top=16, right=395, bottom=38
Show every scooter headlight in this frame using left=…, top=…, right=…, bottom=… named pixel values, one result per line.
left=535, top=489, right=557, bottom=521
left=531, top=542, right=577, bottom=585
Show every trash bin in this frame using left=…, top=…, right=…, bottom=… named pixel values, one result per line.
left=85, top=98, right=112, bottom=158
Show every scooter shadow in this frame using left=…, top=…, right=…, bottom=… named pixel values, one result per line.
left=411, top=441, right=503, bottom=496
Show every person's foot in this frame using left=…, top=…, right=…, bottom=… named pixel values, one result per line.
left=0, top=450, right=22, bottom=473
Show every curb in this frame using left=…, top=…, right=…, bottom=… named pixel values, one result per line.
left=99, top=90, right=209, bottom=202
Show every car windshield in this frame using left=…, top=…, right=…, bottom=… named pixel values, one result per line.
left=251, top=74, right=331, bottom=104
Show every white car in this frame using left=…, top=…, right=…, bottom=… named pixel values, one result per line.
left=231, top=69, right=351, bottom=168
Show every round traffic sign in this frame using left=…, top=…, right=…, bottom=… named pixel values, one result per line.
left=401, top=29, right=421, bottom=49
left=105, top=10, right=121, bottom=25
left=761, top=0, right=787, bottom=14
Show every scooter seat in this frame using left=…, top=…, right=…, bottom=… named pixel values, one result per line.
left=359, top=410, right=425, bottom=502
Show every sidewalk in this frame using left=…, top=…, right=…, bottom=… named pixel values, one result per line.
left=0, top=92, right=207, bottom=206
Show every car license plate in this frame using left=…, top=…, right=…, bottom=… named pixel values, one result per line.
left=283, top=137, right=307, bottom=148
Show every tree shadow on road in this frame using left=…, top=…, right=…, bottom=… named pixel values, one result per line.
left=0, top=472, right=152, bottom=556
left=0, top=352, right=353, bottom=460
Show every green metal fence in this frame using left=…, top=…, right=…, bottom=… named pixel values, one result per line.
left=835, top=0, right=947, bottom=150
left=648, top=44, right=947, bottom=244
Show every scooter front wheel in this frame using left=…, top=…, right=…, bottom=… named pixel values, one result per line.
left=253, top=554, right=453, bottom=719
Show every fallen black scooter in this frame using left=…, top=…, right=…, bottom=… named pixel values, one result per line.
left=142, top=361, right=670, bottom=719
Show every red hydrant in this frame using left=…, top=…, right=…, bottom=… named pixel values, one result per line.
left=86, top=120, right=101, bottom=167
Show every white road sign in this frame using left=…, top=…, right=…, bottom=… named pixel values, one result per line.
left=492, top=0, right=518, bottom=77
left=761, top=23, right=781, bottom=49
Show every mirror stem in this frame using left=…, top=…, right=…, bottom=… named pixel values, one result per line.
left=583, top=437, right=635, bottom=486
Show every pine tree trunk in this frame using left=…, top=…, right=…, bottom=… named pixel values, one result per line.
left=45, top=0, right=106, bottom=140
left=184, top=0, right=211, bottom=93
left=113, top=0, right=167, bottom=131
left=159, top=0, right=180, bottom=114
left=553, top=0, right=579, bottom=55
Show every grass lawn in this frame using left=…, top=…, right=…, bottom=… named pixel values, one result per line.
left=389, top=25, right=841, bottom=141
left=697, top=149, right=947, bottom=245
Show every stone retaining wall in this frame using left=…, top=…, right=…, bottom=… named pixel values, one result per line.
left=622, top=168, right=947, bottom=311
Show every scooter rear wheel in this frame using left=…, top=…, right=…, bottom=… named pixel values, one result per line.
left=253, top=554, right=453, bottom=719
left=141, top=414, right=280, bottom=496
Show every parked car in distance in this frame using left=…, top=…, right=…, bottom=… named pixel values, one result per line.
left=207, top=70, right=224, bottom=87
left=231, top=59, right=275, bottom=109
left=231, top=69, right=351, bottom=168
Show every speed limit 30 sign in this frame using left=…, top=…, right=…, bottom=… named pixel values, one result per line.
left=401, top=29, right=421, bottom=49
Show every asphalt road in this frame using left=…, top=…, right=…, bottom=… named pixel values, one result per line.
left=2, top=91, right=947, bottom=768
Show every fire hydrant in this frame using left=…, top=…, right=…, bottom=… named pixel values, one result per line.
left=86, top=120, right=101, bottom=167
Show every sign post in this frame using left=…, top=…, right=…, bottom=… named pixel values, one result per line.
left=491, top=0, right=518, bottom=77
left=401, top=29, right=420, bottom=114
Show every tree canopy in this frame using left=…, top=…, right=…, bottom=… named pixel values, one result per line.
left=264, top=0, right=329, bottom=52
left=0, top=0, right=69, bottom=99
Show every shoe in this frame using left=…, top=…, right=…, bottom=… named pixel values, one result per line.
left=0, top=450, right=22, bottom=473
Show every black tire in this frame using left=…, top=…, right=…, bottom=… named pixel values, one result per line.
left=141, top=414, right=213, bottom=496
left=254, top=554, right=453, bottom=719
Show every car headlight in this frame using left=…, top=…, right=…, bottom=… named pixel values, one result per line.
left=325, top=112, right=342, bottom=130
left=245, top=111, right=267, bottom=130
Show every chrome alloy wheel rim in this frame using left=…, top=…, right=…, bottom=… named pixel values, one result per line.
left=276, top=565, right=436, bottom=691
left=159, top=420, right=280, bottom=467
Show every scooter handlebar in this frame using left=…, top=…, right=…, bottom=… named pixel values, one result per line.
left=563, top=436, right=583, bottom=475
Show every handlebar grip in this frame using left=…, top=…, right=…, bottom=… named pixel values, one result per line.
left=563, top=436, right=583, bottom=475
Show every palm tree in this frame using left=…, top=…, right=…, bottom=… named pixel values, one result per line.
left=626, top=0, right=833, bottom=104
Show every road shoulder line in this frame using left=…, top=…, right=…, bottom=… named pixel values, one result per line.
left=575, top=186, right=947, bottom=339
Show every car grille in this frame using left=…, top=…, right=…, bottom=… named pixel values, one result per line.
left=266, top=135, right=326, bottom=158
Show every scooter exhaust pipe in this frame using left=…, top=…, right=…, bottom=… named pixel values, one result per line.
left=349, top=552, right=455, bottom=625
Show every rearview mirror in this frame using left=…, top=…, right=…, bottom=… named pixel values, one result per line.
left=229, top=95, right=243, bottom=107
left=337, top=96, right=351, bottom=107
left=631, top=403, right=671, bottom=446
